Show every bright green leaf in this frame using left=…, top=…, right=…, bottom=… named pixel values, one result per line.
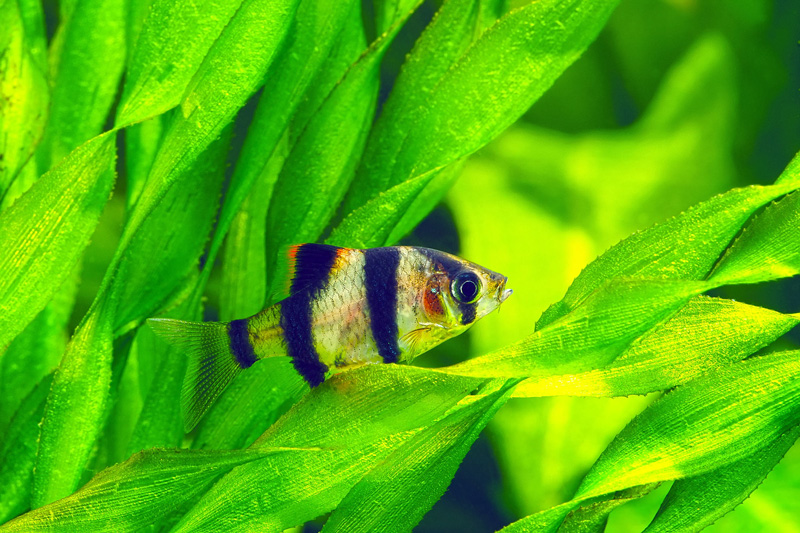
left=116, top=0, right=244, bottom=126
left=3, top=447, right=291, bottom=532
left=0, top=132, right=116, bottom=351
left=514, top=296, right=800, bottom=397
left=644, top=426, right=800, bottom=533
left=0, top=0, right=49, bottom=196
left=322, top=380, right=517, bottom=533
left=537, top=180, right=800, bottom=329
left=35, top=0, right=125, bottom=171
left=0, top=372, right=53, bottom=524
left=345, top=0, right=482, bottom=213
left=710, top=191, right=800, bottom=285
left=32, top=293, right=116, bottom=507
left=576, top=350, right=800, bottom=499
left=174, top=365, right=489, bottom=531
left=265, top=3, right=419, bottom=269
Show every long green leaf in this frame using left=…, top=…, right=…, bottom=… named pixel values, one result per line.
left=353, top=0, right=621, bottom=239
left=35, top=0, right=125, bottom=171
left=344, top=0, right=482, bottom=213
left=327, top=169, right=442, bottom=248
left=112, top=125, right=231, bottom=333
left=710, top=190, right=800, bottom=285
left=0, top=0, right=48, bottom=197
left=575, top=351, right=800, bottom=499
left=173, top=365, right=490, bottom=531
left=32, top=292, right=117, bottom=507
left=191, top=358, right=306, bottom=450
left=215, top=0, right=360, bottom=272
left=513, top=296, right=800, bottom=398
left=0, top=372, right=53, bottom=524
left=0, top=270, right=78, bottom=431
left=537, top=179, right=800, bottom=329
left=264, top=3, right=418, bottom=269
left=322, top=380, right=517, bottom=533
left=447, top=279, right=705, bottom=378
left=116, top=0, right=244, bottom=125
left=124, top=0, right=298, bottom=248
left=0, top=132, right=116, bottom=351
left=644, top=425, right=800, bottom=533
left=2, top=448, right=293, bottom=532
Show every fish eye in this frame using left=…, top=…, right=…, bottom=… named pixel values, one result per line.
left=451, top=272, right=481, bottom=304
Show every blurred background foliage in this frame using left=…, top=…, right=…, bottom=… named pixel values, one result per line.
left=12, top=0, right=799, bottom=531
left=393, top=0, right=800, bottom=530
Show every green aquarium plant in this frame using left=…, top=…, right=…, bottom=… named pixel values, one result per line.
left=0, top=0, right=798, bottom=531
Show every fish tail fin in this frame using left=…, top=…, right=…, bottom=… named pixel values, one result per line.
left=147, top=318, right=241, bottom=432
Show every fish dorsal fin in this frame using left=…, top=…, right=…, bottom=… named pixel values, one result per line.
left=270, top=243, right=346, bottom=302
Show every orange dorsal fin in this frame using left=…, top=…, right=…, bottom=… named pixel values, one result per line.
left=269, top=243, right=349, bottom=303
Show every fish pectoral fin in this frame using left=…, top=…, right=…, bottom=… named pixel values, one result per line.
left=399, top=327, right=431, bottom=353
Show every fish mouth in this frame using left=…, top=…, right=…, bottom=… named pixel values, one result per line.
left=497, top=277, right=513, bottom=303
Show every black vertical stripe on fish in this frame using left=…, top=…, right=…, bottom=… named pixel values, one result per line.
left=280, top=244, right=338, bottom=387
left=418, top=247, right=477, bottom=326
left=228, top=319, right=257, bottom=368
left=289, top=243, right=342, bottom=294
left=364, top=247, right=401, bottom=364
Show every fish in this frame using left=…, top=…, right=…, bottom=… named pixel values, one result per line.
left=148, top=243, right=512, bottom=431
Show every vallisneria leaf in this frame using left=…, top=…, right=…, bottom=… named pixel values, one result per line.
left=15, top=0, right=47, bottom=69
left=0, top=372, right=53, bottom=524
left=537, top=179, right=800, bottom=329
left=558, top=484, right=661, bottom=533
left=219, top=0, right=360, bottom=265
left=3, top=448, right=291, bottom=532
left=344, top=0, right=483, bottom=213
left=286, top=2, right=365, bottom=145
left=709, top=190, right=800, bottom=285
left=123, top=117, right=164, bottom=210
left=355, top=0, right=621, bottom=238
left=116, top=0, right=243, bottom=126
left=35, top=0, right=125, bottom=171
left=32, top=292, right=117, bottom=508
left=322, top=380, right=517, bottom=533
left=0, top=132, right=116, bottom=350
left=327, top=169, right=442, bottom=248
left=513, top=296, right=800, bottom=397
left=174, top=365, right=490, bottom=531
left=219, top=163, right=273, bottom=321
left=0, top=271, right=78, bottom=432
left=112, top=126, right=231, bottom=334
left=447, top=279, right=706, bottom=379
left=0, top=0, right=48, bottom=197
left=644, top=425, right=800, bottom=533
left=192, top=358, right=307, bottom=450
left=575, top=350, right=800, bottom=499
left=125, top=0, right=297, bottom=244
left=265, top=2, right=419, bottom=269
